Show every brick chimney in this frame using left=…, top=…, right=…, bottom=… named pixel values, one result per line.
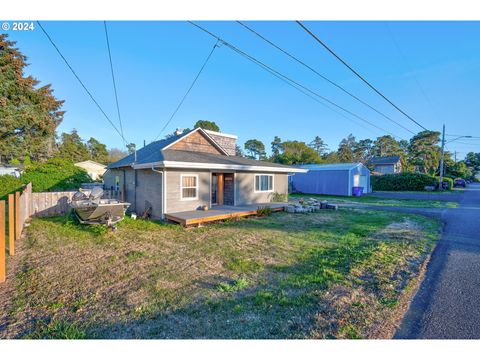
left=204, top=130, right=237, bottom=156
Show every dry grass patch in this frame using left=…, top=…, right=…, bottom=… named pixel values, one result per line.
left=0, top=209, right=439, bottom=339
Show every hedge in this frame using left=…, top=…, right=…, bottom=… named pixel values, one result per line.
left=0, top=159, right=93, bottom=200
left=22, top=158, right=93, bottom=192
left=0, top=175, right=24, bottom=200
left=434, top=176, right=454, bottom=190
left=371, top=172, right=435, bottom=191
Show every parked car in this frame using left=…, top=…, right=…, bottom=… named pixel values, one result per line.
left=454, top=178, right=466, bottom=188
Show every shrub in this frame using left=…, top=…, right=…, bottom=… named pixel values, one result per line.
left=434, top=176, right=453, bottom=190
left=0, top=175, right=24, bottom=200
left=22, top=158, right=93, bottom=192
left=271, top=192, right=287, bottom=202
left=371, top=172, right=435, bottom=191
left=257, top=206, right=273, bottom=217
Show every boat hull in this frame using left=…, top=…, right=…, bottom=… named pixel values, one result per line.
left=71, top=200, right=130, bottom=225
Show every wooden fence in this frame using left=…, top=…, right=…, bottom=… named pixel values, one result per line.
left=0, top=183, right=122, bottom=283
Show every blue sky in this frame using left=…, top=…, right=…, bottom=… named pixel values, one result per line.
left=5, top=21, right=480, bottom=158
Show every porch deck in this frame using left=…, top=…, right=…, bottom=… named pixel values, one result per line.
left=165, top=202, right=288, bottom=226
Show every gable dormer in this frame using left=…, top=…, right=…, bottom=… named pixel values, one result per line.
left=163, top=128, right=230, bottom=155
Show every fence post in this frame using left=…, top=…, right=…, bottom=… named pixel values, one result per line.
left=8, top=194, right=14, bottom=256
left=15, top=191, right=21, bottom=240
left=0, top=200, right=5, bottom=283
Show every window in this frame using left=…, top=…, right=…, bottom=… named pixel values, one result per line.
left=181, top=175, right=198, bottom=200
left=115, top=176, right=120, bottom=191
left=255, top=174, right=274, bottom=192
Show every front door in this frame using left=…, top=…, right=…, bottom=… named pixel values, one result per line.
left=211, top=173, right=234, bottom=206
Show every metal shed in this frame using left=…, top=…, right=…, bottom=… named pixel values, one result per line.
left=290, top=163, right=371, bottom=196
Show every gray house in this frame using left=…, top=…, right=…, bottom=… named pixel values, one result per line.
left=290, top=163, right=371, bottom=196
left=104, top=128, right=306, bottom=220
left=369, top=156, right=402, bottom=175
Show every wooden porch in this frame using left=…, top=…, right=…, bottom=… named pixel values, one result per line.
left=165, top=203, right=287, bottom=226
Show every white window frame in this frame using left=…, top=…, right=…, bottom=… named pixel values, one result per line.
left=254, top=174, right=274, bottom=193
left=180, top=174, right=199, bottom=200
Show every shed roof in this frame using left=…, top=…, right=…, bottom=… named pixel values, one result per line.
left=297, top=163, right=365, bottom=171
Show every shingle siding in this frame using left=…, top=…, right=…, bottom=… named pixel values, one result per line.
left=205, top=133, right=237, bottom=156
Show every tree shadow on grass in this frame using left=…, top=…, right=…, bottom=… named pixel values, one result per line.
left=79, top=233, right=381, bottom=339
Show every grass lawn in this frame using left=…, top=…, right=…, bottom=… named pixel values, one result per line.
left=290, top=193, right=458, bottom=208
left=0, top=209, right=440, bottom=339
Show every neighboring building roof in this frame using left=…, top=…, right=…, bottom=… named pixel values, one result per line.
left=107, top=128, right=306, bottom=173
left=75, top=160, right=107, bottom=168
left=0, top=164, right=23, bottom=169
left=297, top=163, right=366, bottom=171
left=369, top=156, right=401, bottom=165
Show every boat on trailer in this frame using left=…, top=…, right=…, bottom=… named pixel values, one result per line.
left=71, top=187, right=130, bottom=228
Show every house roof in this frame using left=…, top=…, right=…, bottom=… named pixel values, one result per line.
left=297, top=163, right=365, bottom=171
left=369, top=156, right=401, bottom=165
left=108, top=128, right=306, bottom=173
left=75, top=160, right=107, bottom=168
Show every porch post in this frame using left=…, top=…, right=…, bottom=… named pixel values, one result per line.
left=218, top=173, right=224, bottom=205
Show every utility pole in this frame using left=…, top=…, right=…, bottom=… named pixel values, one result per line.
left=439, top=124, right=446, bottom=191
left=454, top=151, right=457, bottom=163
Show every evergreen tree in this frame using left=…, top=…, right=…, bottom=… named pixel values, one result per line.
left=271, top=136, right=282, bottom=157
left=194, top=120, right=220, bottom=132
left=408, top=131, right=441, bottom=175
left=353, top=138, right=374, bottom=162
left=244, top=139, right=266, bottom=160
left=57, top=129, right=90, bottom=162
left=372, top=135, right=402, bottom=157
left=235, top=145, right=245, bottom=157
left=87, top=137, right=109, bottom=163
left=0, top=34, right=64, bottom=162
left=308, top=136, right=329, bottom=157
left=126, top=143, right=136, bottom=154
left=337, top=134, right=357, bottom=162
left=274, top=141, right=322, bottom=165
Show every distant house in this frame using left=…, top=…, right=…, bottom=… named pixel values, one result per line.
left=290, top=163, right=371, bottom=196
left=103, top=127, right=306, bottom=220
left=0, top=164, right=23, bottom=178
left=369, top=156, right=402, bottom=175
left=75, top=160, right=107, bottom=180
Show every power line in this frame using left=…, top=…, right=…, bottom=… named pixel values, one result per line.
left=296, top=21, right=429, bottom=132
left=189, top=21, right=399, bottom=138
left=446, top=134, right=480, bottom=139
left=104, top=21, right=126, bottom=145
left=237, top=21, right=416, bottom=135
left=37, top=21, right=128, bottom=144
left=153, top=39, right=219, bottom=141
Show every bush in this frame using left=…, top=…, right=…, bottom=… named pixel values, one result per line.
left=271, top=192, right=287, bottom=202
left=371, top=172, right=435, bottom=191
left=257, top=206, right=273, bottom=217
left=22, top=158, right=93, bottom=192
left=0, top=175, right=24, bottom=200
left=434, top=176, right=453, bottom=190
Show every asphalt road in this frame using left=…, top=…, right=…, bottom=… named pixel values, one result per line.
left=394, top=183, right=480, bottom=339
